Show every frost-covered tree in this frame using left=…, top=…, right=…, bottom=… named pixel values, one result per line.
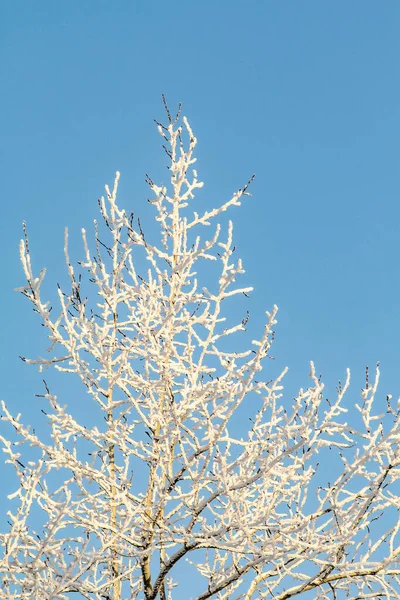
left=1, top=99, right=400, bottom=600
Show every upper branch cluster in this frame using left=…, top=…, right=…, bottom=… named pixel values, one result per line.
left=1, top=104, right=400, bottom=600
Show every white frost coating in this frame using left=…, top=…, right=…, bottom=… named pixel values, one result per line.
left=2, top=106, right=400, bottom=600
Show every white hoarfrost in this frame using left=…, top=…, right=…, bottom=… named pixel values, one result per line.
left=1, top=102, right=400, bottom=600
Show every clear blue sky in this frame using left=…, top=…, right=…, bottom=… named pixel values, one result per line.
left=1, top=0, right=400, bottom=583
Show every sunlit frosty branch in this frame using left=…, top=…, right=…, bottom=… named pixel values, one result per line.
left=1, top=100, right=400, bottom=600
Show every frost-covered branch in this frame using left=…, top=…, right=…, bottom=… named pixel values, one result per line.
left=1, top=100, right=400, bottom=600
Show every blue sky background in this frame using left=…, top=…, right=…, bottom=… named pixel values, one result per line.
left=1, top=0, right=400, bottom=595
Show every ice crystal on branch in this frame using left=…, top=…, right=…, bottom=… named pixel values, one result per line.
left=1, top=100, right=400, bottom=600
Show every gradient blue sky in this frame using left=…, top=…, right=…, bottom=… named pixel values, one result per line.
left=1, top=0, right=400, bottom=585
